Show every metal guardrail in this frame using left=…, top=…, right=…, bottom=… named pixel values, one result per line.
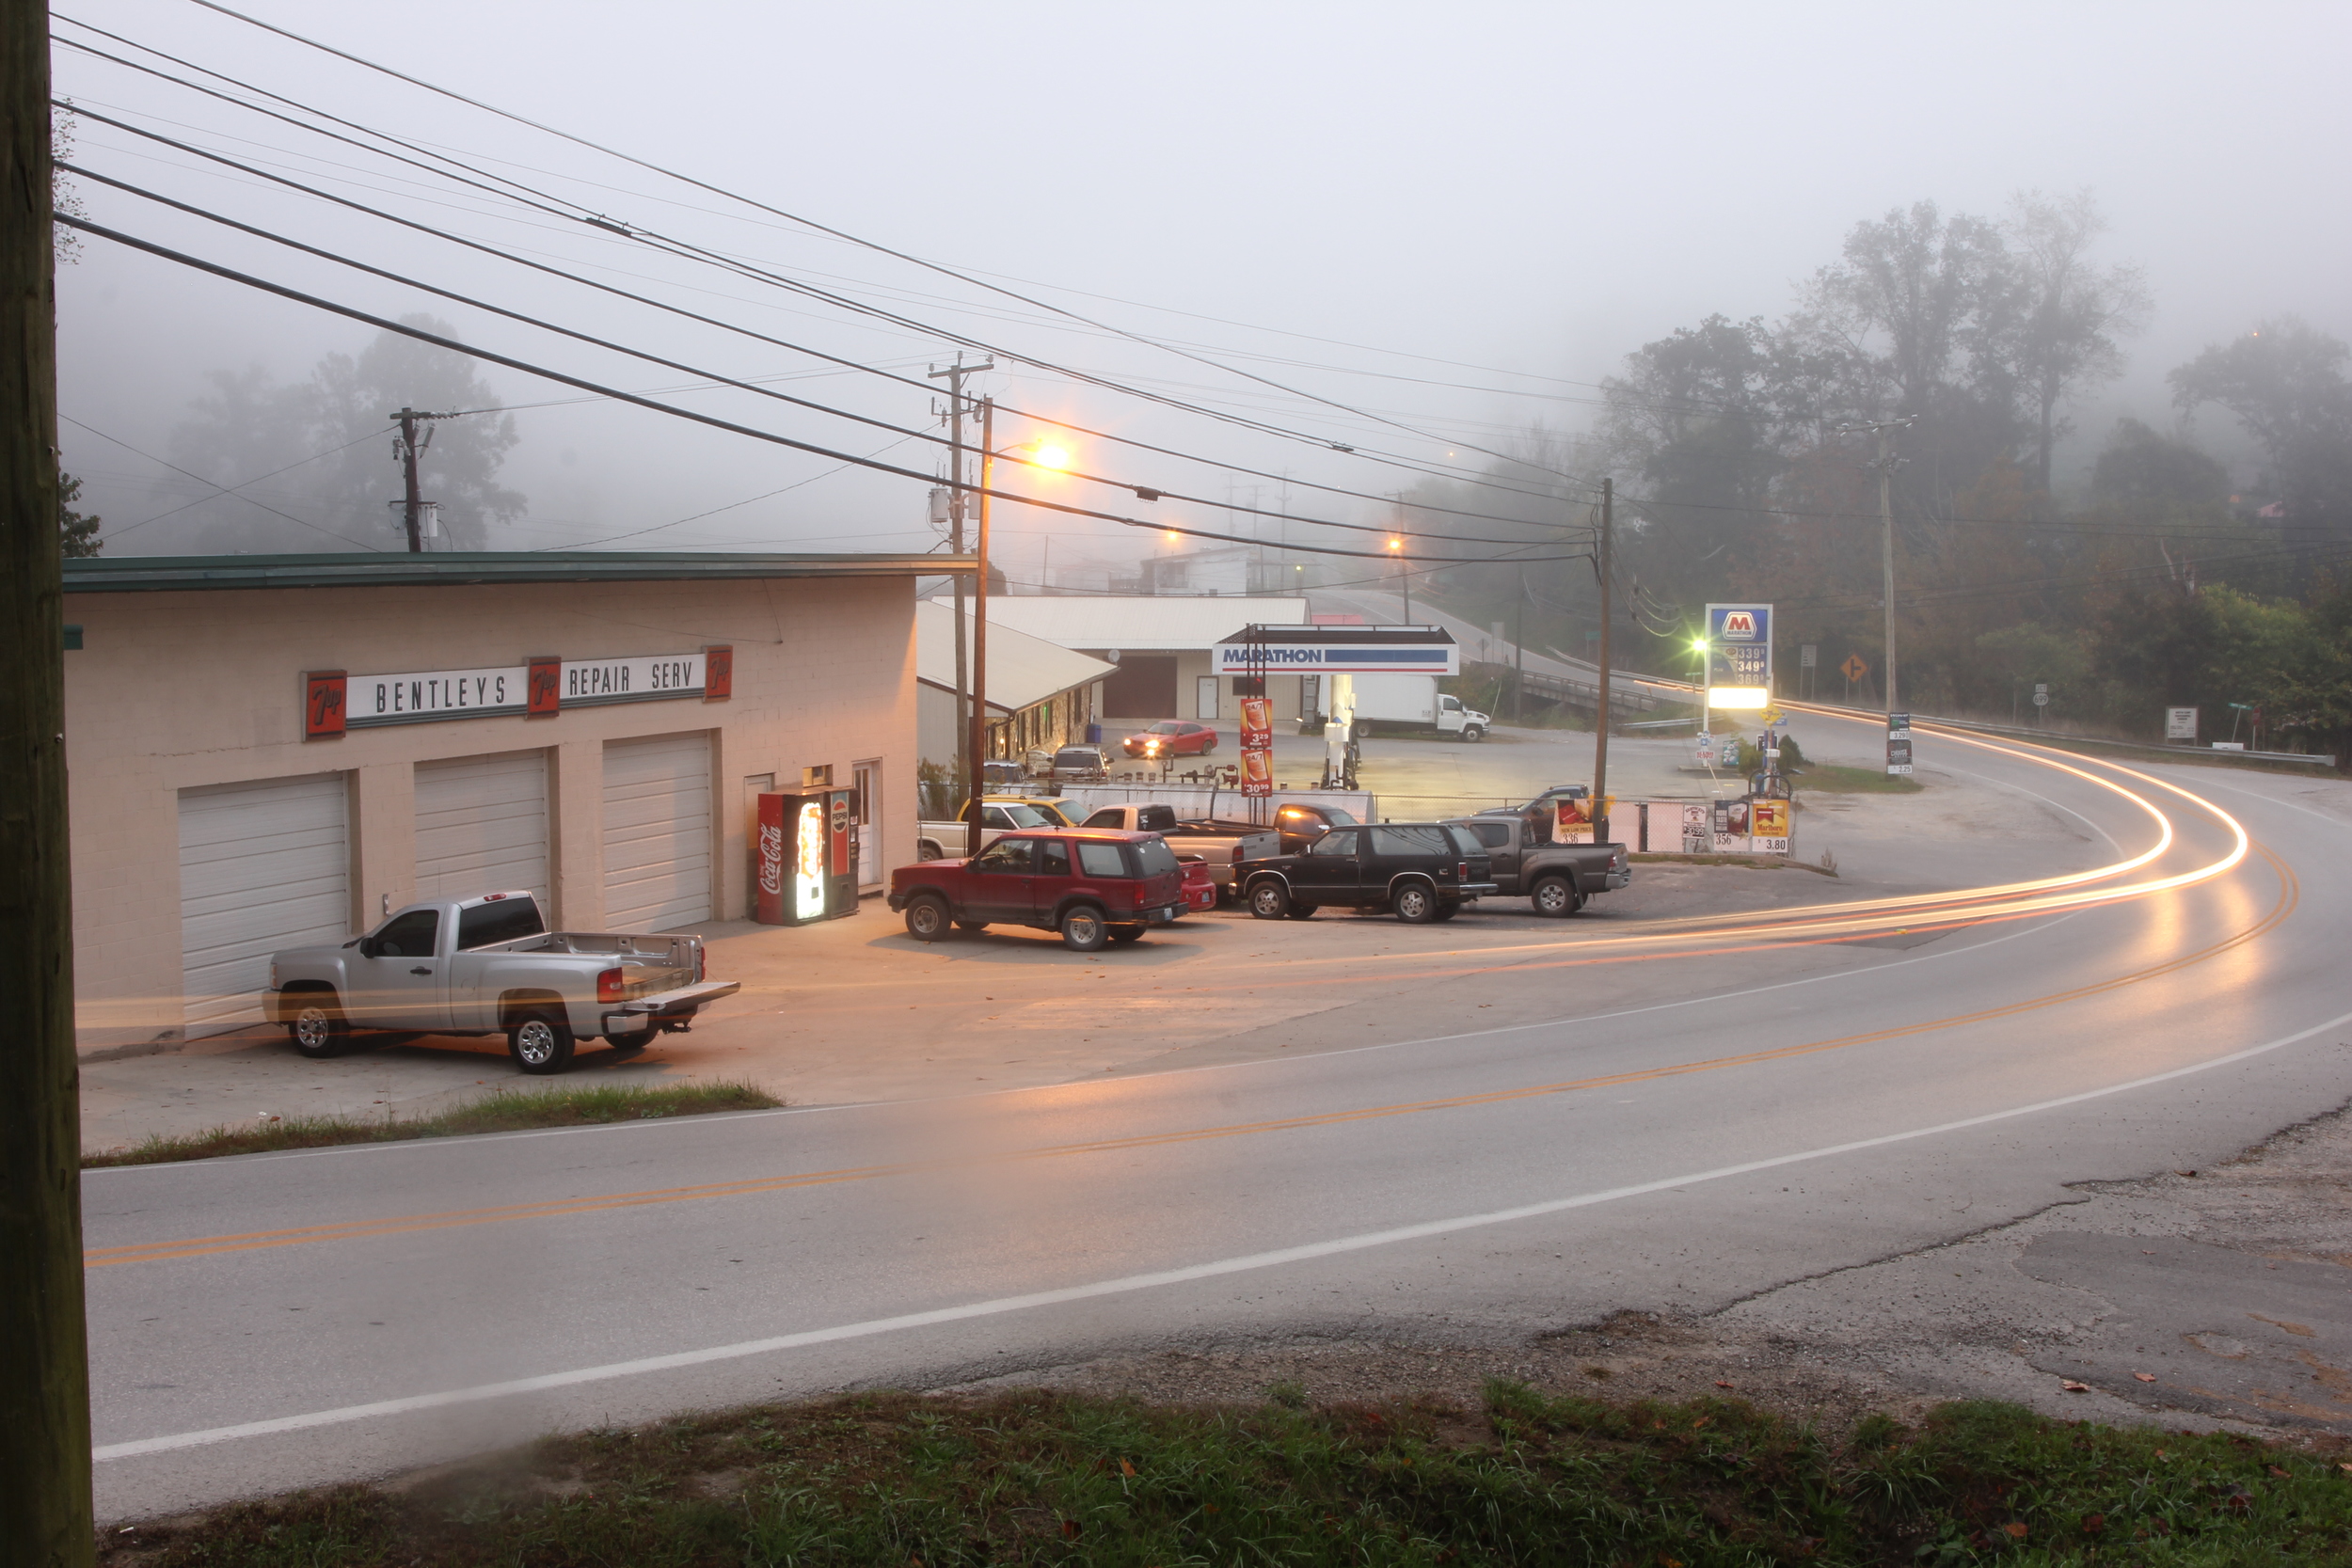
left=1860, top=709, right=2338, bottom=770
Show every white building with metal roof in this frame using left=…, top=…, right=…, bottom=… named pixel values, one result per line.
left=930, top=594, right=1310, bottom=725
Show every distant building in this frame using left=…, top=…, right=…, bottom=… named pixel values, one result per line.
left=914, top=600, right=1115, bottom=766
left=935, top=594, right=1311, bottom=724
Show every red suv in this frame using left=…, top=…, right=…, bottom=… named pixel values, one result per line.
left=889, top=829, right=1187, bottom=951
left=1122, top=720, right=1217, bottom=758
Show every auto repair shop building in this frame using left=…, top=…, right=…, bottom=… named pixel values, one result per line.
left=63, top=550, right=950, bottom=1050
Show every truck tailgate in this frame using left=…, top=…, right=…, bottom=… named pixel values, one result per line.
left=610, top=979, right=740, bottom=1014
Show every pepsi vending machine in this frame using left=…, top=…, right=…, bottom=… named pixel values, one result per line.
left=755, top=788, right=862, bottom=926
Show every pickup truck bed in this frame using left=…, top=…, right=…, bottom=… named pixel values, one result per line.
left=268, top=891, right=739, bottom=1073
left=1448, top=816, right=1630, bottom=915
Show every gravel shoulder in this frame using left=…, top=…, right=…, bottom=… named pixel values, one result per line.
left=944, top=1097, right=2352, bottom=1447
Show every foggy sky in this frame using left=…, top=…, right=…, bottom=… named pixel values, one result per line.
left=53, top=0, right=2352, bottom=568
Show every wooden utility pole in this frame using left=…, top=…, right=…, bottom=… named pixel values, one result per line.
left=394, top=406, right=424, bottom=552
left=1591, top=480, right=1613, bottom=846
left=927, top=355, right=988, bottom=849
left=2, top=1, right=96, bottom=1559
left=968, top=396, right=995, bottom=854
left=1877, top=424, right=1899, bottom=721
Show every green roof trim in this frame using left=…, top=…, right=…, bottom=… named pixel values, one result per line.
left=64, top=550, right=973, bottom=594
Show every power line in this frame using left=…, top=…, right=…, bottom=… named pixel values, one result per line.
left=546, top=435, right=921, bottom=551
left=63, top=214, right=1594, bottom=567
left=58, top=413, right=386, bottom=549
left=170, top=0, right=1612, bottom=491
left=61, top=101, right=1591, bottom=529
left=91, top=422, right=388, bottom=538
left=67, top=154, right=1578, bottom=550
left=59, top=31, right=1600, bottom=508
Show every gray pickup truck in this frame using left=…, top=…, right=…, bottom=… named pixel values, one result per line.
left=267, top=891, right=739, bottom=1073
left=1446, top=815, right=1631, bottom=916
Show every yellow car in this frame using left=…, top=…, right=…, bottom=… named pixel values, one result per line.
left=986, top=795, right=1082, bottom=828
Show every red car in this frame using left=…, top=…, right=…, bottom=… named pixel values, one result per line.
left=1176, top=854, right=1217, bottom=912
left=1122, top=720, right=1217, bottom=758
left=888, top=828, right=1187, bottom=951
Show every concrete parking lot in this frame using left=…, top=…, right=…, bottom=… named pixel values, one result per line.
left=78, top=718, right=2106, bottom=1156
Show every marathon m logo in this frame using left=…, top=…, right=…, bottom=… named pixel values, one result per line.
left=1720, top=610, right=1758, bottom=640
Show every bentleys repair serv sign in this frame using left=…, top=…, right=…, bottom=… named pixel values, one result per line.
left=1704, top=604, right=1773, bottom=690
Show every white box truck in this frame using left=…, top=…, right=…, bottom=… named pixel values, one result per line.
left=1344, top=673, right=1490, bottom=741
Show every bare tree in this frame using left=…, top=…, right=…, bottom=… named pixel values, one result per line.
left=2005, top=189, right=2150, bottom=504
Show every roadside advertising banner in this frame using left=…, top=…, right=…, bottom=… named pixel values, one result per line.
left=1886, top=735, right=1914, bottom=776
left=1715, top=797, right=1751, bottom=852
left=2166, top=706, right=2198, bottom=741
left=1240, top=696, right=1272, bottom=750
left=1239, top=748, right=1274, bottom=796
left=1751, top=797, right=1790, bottom=854
left=1555, top=795, right=1614, bottom=843
left=1681, top=803, right=1708, bottom=853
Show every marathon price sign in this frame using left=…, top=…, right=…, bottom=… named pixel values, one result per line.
left=1238, top=695, right=1274, bottom=798
left=1886, top=711, right=1914, bottom=777
left=1704, top=603, right=1773, bottom=692
left=305, top=646, right=732, bottom=736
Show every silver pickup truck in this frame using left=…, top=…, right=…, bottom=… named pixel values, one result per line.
left=266, top=891, right=740, bottom=1074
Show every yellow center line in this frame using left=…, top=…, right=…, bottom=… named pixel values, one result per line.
left=88, top=845, right=2293, bottom=1272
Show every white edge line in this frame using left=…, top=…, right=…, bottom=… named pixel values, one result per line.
left=94, top=1004, right=2352, bottom=1464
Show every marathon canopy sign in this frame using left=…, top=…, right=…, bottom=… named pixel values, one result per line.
left=1212, top=630, right=1457, bottom=676
left=305, top=646, right=733, bottom=736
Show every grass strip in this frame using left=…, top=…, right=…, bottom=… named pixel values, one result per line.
left=95, top=1386, right=2352, bottom=1566
left=82, top=1080, right=781, bottom=1168
left=1794, top=763, right=1926, bottom=794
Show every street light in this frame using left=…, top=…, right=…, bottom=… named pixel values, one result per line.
left=966, top=398, right=1072, bottom=854
left=1388, top=534, right=1411, bottom=623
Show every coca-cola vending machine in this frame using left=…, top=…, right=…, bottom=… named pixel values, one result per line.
left=755, top=788, right=862, bottom=926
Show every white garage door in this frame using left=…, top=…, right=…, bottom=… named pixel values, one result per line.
left=179, top=773, right=350, bottom=1037
left=416, top=751, right=549, bottom=909
left=602, top=733, right=712, bottom=932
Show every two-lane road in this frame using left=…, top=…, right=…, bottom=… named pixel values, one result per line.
left=85, top=721, right=2352, bottom=1519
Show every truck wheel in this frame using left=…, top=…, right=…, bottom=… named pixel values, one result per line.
left=1531, top=876, right=1582, bottom=917
left=1248, top=881, right=1290, bottom=920
left=904, top=895, right=950, bottom=942
left=1463, top=724, right=1486, bottom=742
left=1284, top=903, right=1318, bottom=920
left=916, top=841, right=943, bottom=862
left=1392, top=883, right=1438, bottom=924
left=1060, top=905, right=1110, bottom=951
left=507, top=1009, right=575, bottom=1075
left=287, top=994, right=348, bottom=1058
left=1108, top=925, right=1145, bottom=943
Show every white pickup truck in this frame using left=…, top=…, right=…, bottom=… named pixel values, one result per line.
left=1073, top=802, right=1279, bottom=900
left=915, top=798, right=1062, bottom=862
left=266, top=891, right=739, bottom=1074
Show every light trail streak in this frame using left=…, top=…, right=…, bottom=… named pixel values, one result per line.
left=84, top=845, right=2290, bottom=1271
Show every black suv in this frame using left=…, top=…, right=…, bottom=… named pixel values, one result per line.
left=1238, top=822, right=1496, bottom=924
